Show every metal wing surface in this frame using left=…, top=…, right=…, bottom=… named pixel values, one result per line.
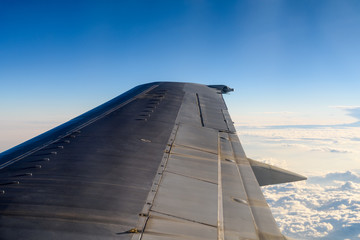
left=0, top=82, right=306, bottom=240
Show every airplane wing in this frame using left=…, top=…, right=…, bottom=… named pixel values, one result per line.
left=0, top=82, right=306, bottom=240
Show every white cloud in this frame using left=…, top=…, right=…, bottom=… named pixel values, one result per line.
left=311, top=147, right=351, bottom=154
left=308, top=171, right=360, bottom=184
left=253, top=157, right=289, bottom=169
left=281, top=143, right=352, bottom=153
left=235, top=108, right=360, bottom=239
left=254, top=111, right=296, bottom=115
left=263, top=171, right=360, bottom=240
left=330, top=106, right=360, bottom=110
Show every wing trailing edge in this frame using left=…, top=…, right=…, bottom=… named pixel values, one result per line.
left=248, top=158, right=307, bottom=186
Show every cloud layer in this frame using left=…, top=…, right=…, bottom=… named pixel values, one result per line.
left=236, top=109, right=360, bottom=239
left=263, top=171, right=360, bottom=239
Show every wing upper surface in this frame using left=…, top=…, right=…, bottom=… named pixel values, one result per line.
left=133, top=83, right=286, bottom=240
left=0, top=82, right=299, bottom=240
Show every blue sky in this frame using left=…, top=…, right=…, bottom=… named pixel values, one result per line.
left=1, top=1, right=360, bottom=239
left=1, top=0, right=360, bottom=114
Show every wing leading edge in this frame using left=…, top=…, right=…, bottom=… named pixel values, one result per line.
left=0, top=82, right=305, bottom=240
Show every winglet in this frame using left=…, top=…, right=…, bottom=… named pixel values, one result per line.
left=248, top=158, right=307, bottom=186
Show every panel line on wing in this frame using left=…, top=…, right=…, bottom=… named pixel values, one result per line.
left=217, top=132, right=225, bottom=240
left=164, top=170, right=217, bottom=185
left=169, top=149, right=217, bottom=162
left=172, top=143, right=217, bottom=155
left=130, top=123, right=180, bottom=240
left=150, top=210, right=217, bottom=228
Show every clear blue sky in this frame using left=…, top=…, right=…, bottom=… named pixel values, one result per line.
left=1, top=0, right=360, bottom=138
